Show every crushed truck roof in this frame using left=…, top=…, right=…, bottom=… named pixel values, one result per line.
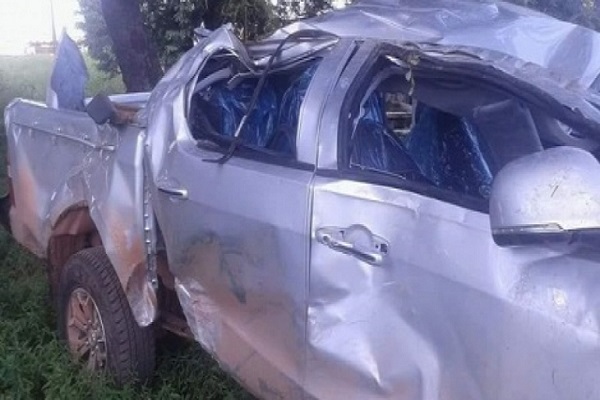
left=267, top=0, right=600, bottom=88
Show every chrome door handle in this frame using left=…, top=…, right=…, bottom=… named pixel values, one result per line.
left=97, top=144, right=116, bottom=152
left=157, top=185, right=189, bottom=200
left=324, top=236, right=382, bottom=265
left=316, top=225, right=389, bottom=266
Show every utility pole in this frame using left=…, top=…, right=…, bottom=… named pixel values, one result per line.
left=50, top=0, right=58, bottom=51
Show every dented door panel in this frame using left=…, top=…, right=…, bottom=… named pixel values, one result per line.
left=147, top=27, right=323, bottom=398
left=308, top=177, right=600, bottom=399
left=154, top=142, right=313, bottom=398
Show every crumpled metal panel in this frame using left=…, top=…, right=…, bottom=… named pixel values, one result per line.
left=308, top=25, right=600, bottom=399
left=146, top=27, right=313, bottom=398
left=309, top=176, right=600, bottom=399
left=271, top=0, right=600, bottom=88
left=149, top=23, right=600, bottom=399
left=4, top=100, right=157, bottom=325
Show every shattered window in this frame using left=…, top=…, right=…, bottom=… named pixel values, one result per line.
left=347, top=70, right=494, bottom=199
left=188, top=56, right=321, bottom=158
left=346, top=50, right=558, bottom=202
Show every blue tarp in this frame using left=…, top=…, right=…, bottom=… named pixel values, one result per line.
left=270, top=63, right=319, bottom=155
left=206, top=79, right=278, bottom=148
left=354, top=92, right=493, bottom=198
left=405, top=105, right=493, bottom=198
left=192, top=62, right=320, bottom=154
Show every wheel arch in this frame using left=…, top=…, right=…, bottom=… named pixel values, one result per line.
left=48, top=203, right=158, bottom=327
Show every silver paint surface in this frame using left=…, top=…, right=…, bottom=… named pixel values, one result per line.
left=270, top=0, right=600, bottom=88
left=5, top=1, right=600, bottom=398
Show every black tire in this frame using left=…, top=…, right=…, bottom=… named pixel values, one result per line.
left=57, top=247, right=155, bottom=385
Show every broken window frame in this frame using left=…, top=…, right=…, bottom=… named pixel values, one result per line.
left=334, top=48, right=509, bottom=212
left=184, top=32, right=338, bottom=167
left=331, top=41, right=600, bottom=211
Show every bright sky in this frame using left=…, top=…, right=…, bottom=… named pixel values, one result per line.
left=0, top=0, right=82, bottom=55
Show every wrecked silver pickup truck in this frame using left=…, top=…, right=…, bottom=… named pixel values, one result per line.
left=6, top=0, right=600, bottom=398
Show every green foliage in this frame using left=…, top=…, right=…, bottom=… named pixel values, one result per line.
left=79, top=0, right=279, bottom=74
left=78, top=0, right=120, bottom=77
left=84, top=54, right=126, bottom=96
left=0, top=55, right=54, bottom=133
left=77, top=0, right=600, bottom=78
left=142, top=0, right=276, bottom=68
left=220, top=0, right=277, bottom=40
left=0, top=55, right=53, bottom=107
left=275, top=0, right=333, bottom=23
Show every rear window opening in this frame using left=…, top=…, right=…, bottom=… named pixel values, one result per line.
left=188, top=55, right=322, bottom=158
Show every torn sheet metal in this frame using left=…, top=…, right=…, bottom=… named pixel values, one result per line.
left=270, top=0, right=600, bottom=89
left=4, top=100, right=156, bottom=325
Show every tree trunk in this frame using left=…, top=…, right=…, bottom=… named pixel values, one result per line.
left=202, top=1, right=226, bottom=30
left=100, top=0, right=163, bottom=92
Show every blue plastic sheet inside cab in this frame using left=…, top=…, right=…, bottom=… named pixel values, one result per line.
left=205, top=79, right=278, bottom=147
left=351, top=91, right=425, bottom=179
left=192, top=61, right=320, bottom=152
left=361, top=90, right=386, bottom=124
left=405, top=104, right=493, bottom=198
left=354, top=92, right=493, bottom=198
left=351, top=118, right=425, bottom=179
left=271, top=63, right=319, bottom=155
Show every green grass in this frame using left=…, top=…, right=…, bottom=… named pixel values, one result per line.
left=0, top=56, right=252, bottom=399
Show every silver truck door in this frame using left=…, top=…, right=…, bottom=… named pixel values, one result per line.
left=306, top=42, right=600, bottom=400
left=156, top=148, right=311, bottom=397
left=150, top=39, right=354, bottom=399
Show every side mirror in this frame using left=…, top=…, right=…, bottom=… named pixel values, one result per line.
left=490, top=146, right=600, bottom=247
